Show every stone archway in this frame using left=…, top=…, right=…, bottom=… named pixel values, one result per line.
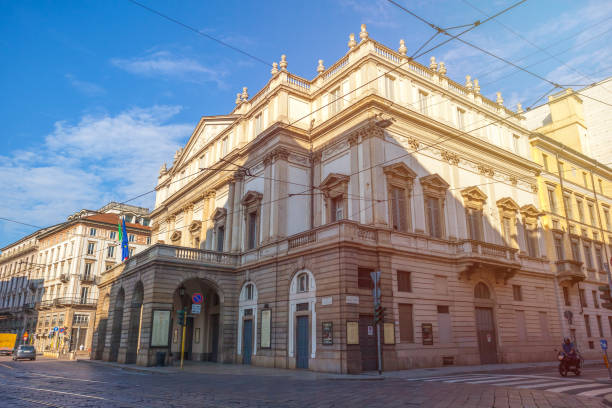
left=109, top=288, right=125, bottom=362
left=94, top=294, right=110, bottom=360
left=125, top=281, right=144, bottom=364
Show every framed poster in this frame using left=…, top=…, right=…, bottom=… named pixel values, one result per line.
left=383, top=322, right=395, bottom=345
left=322, top=322, right=333, bottom=345
left=261, top=309, right=271, bottom=349
left=194, top=328, right=200, bottom=344
left=150, top=309, right=171, bottom=347
left=347, top=321, right=359, bottom=345
left=422, top=323, right=433, bottom=345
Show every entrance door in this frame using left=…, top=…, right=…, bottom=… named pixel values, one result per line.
left=296, top=316, right=309, bottom=369
left=475, top=307, right=497, bottom=364
left=242, top=319, right=253, bottom=364
left=95, top=319, right=107, bottom=360
left=210, top=314, right=219, bottom=362
left=184, top=317, right=194, bottom=360
left=359, top=315, right=377, bottom=371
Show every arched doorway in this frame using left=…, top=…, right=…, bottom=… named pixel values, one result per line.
left=94, top=294, right=110, bottom=360
left=288, top=270, right=317, bottom=369
left=238, top=282, right=258, bottom=365
left=126, top=282, right=144, bottom=364
left=474, top=282, right=497, bottom=364
left=109, top=288, right=125, bottom=362
left=171, top=278, right=222, bottom=363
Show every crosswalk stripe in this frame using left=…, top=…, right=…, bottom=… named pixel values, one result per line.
left=467, top=377, right=527, bottom=384
left=544, top=383, right=605, bottom=393
left=440, top=376, right=498, bottom=383
left=404, top=374, right=484, bottom=381
left=487, top=379, right=554, bottom=386
left=577, top=387, right=612, bottom=397
left=516, top=381, right=569, bottom=389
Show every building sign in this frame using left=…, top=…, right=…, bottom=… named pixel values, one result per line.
left=347, top=321, right=359, bottom=345
left=150, top=310, right=171, bottom=347
left=191, top=304, right=201, bottom=314
left=422, top=323, right=433, bottom=345
left=383, top=323, right=395, bottom=345
left=346, top=296, right=359, bottom=304
left=261, top=309, right=271, bottom=349
left=322, top=322, right=333, bottom=345
left=321, top=296, right=333, bottom=306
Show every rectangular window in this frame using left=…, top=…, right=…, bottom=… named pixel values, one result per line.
left=357, top=267, right=374, bottom=290
left=584, top=314, right=592, bottom=337
left=512, top=285, right=522, bottom=301
left=437, top=306, right=452, bottom=343
left=570, top=239, right=581, bottom=262
left=547, top=189, right=557, bottom=213
left=512, top=134, right=520, bottom=154
left=146, top=236, right=151, bottom=245
left=593, top=290, right=600, bottom=308
left=584, top=243, right=593, bottom=269
left=583, top=172, right=589, bottom=188
left=563, top=286, right=571, bottom=306
left=330, top=87, right=342, bottom=115
left=109, top=231, right=116, bottom=240
left=80, top=287, right=89, bottom=303
left=254, top=114, right=263, bottom=135
left=418, top=91, right=428, bottom=115
left=397, top=270, right=411, bottom=292
left=384, top=75, right=395, bottom=100
left=107, top=245, right=115, bottom=258
left=426, top=196, right=442, bottom=238
left=502, top=217, right=513, bottom=246
left=128, top=234, right=135, bottom=242
left=129, top=247, right=134, bottom=257
left=542, top=153, right=549, bottom=171
left=467, top=209, right=483, bottom=241
left=588, top=203, right=596, bottom=226
left=87, top=242, right=95, bottom=255
left=216, top=226, right=225, bottom=252
left=390, top=186, right=408, bottom=232
left=579, top=289, right=587, bottom=307
left=525, top=224, right=538, bottom=257
left=222, top=137, right=228, bottom=156
left=563, top=195, right=573, bottom=219
left=604, top=209, right=611, bottom=231
left=330, top=196, right=344, bottom=222
left=89, top=228, right=96, bottom=236
left=596, top=247, right=605, bottom=271
left=84, top=263, right=92, bottom=276
left=576, top=199, right=584, bottom=223
left=598, top=315, right=604, bottom=337
left=398, top=303, right=414, bottom=343
left=247, top=212, right=258, bottom=250
left=456, top=108, right=465, bottom=130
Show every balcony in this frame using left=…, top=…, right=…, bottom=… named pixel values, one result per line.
left=456, top=240, right=521, bottom=284
left=80, top=273, right=95, bottom=284
left=556, top=260, right=585, bottom=284
left=59, top=273, right=69, bottom=283
left=55, top=297, right=98, bottom=308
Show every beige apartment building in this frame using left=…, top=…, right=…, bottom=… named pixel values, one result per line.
left=92, top=25, right=565, bottom=373
left=33, top=206, right=151, bottom=357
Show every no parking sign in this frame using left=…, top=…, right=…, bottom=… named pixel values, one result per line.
left=192, top=293, right=203, bottom=304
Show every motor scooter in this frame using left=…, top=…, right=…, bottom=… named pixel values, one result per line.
left=557, top=350, right=581, bottom=376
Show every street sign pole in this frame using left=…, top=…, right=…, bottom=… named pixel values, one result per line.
left=180, top=308, right=186, bottom=369
left=602, top=339, right=612, bottom=379
left=370, top=271, right=382, bottom=375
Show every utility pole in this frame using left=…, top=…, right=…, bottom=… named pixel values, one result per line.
left=178, top=308, right=186, bottom=369
left=370, top=271, right=385, bottom=375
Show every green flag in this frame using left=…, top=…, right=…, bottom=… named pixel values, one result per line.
left=117, top=220, right=123, bottom=242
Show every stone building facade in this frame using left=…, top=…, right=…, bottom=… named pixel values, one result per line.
left=93, top=25, right=567, bottom=373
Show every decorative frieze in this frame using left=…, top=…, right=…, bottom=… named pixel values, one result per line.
left=441, top=150, right=460, bottom=166
left=477, top=164, right=495, bottom=177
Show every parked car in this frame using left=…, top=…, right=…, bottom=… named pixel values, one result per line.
left=0, top=348, right=12, bottom=356
left=12, top=345, right=36, bottom=361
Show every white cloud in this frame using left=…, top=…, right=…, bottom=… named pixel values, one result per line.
left=0, top=106, right=192, bottom=246
left=111, top=50, right=225, bottom=86
left=65, top=74, right=106, bottom=96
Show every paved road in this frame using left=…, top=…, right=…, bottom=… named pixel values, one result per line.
left=0, top=356, right=609, bottom=407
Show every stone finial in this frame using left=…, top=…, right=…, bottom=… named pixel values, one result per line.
left=235, top=93, right=242, bottom=105
left=317, top=59, right=325, bottom=74
left=517, top=103, right=523, bottom=114
left=279, top=54, right=288, bottom=71
left=438, top=62, right=446, bottom=76
left=241, top=87, right=249, bottom=101
left=348, top=33, right=357, bottom=49
left=398, top=39, right=407, bottom=56
left=429, top=56, right=437, bottom=71
left=496, top=92, right=504, bottom=106
left=465, top=75, right=473, bottom=90
left=159, top=163, right=167, bottom=175
left=359, top=24, right=369, bottom=41
left=270, top=62, right=278, bottom=75
left=473, top=79, right=480, bottom=94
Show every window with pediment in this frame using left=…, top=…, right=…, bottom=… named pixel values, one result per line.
left=384, top=163, right=416, bottom=233
left=188, top=220, right=202, bottom=249
left=420, top=174, right=449, bottom=239
left=211, top=207, right=227, bottom=252
left=520, top=205, right=542, bottom=258
left=497, top=197, right=520, bottom=247
left=319, top=173, right=349, bottom=224
left=241, top=191, right=263, bottom=250
left=461, top=187, right=487, bottom=241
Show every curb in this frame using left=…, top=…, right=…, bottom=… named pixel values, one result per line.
left=76, top=358, right=174, bottom=375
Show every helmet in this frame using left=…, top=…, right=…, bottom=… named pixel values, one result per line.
left=564, top=337, right=571, bottom=344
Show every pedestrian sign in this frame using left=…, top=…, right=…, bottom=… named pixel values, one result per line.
left=53, top=326, right=58, bottom=332
left=191, top=304, right=201, bottom=314
left=59, top=327, right=65, bottom=334
left=192, top=293, right=203, bottom=304
left=602, top=339, right=608, bottom=350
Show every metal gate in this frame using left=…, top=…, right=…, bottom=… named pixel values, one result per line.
left=242, top=319, right=252, bottom=365
left=296, top=316, right=309, bottom=369
left=359, top=315, right=377, bottom=371
left=475, top=307, right=497, bottom=364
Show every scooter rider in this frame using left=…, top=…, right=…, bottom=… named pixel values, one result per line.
left=562, top=337, right=579, bottom=363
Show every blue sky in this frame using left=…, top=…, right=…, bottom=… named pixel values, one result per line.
left=1, top=0, right=611, bottom=247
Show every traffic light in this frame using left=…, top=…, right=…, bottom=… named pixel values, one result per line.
left=374, top=304, right=386, bottom=325
left=599, top=285, right=612, bottom=310
left=177, top=309, right=186, bottom=326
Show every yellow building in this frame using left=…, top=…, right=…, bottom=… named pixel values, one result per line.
left=527, top=89, right=612, bottom=358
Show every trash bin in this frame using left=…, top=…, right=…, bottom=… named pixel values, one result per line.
left=156, top=352, right=166, bottom=367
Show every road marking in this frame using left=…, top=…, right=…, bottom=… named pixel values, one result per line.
left=8, top=384, right=108, bottom=400
left=577, top=387, right=612, bottom=397
left=0, top=363, right=13, bottom=369
left=467, top=377, right=527, bottom=384
left=29, top=372, right=114, bottom=384
left=517, top=381, right=569, bottom=389
left=490, top=379, right=561, bottom=387
left=6, top=395, right=62, bottom=407
left=404, top=374, right=484, bottom=381
left=441, top=376, right=499, bottom=383
left=544, top=383, right=605, bottom=393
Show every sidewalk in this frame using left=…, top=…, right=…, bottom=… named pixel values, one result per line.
left=77, top=358, right=605, bottom=380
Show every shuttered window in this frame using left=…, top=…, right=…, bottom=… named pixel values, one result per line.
left=467, top=209, right=483, bottom=241
left=426, top=197, right=442, bottom=238
left=397, top=271, right=411, bottom=292
left=390, top=186, right=408, bottom=232
left=399, top=303, right=414, bottom=343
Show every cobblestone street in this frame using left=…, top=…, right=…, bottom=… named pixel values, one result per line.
left=0, top=357, right=610, bottom=408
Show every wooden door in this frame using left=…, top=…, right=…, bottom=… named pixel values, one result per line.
left=242, top=319, right=252, bottom=365
left=296, top=316, right=309, bottom=369
left=475, top=307, right=497, bottom=364
left=359, top=315, right=377, bottom=371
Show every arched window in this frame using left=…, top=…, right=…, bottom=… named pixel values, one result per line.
left=474, top=282, right=490, bottom=299
left=297, top=273, right=309, bottom=293
left=245, top=283, right=254, bottom=301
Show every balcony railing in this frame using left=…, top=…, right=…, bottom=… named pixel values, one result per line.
left=556, top=259, right=585, bottom=283
left=80, top=274, right=95, bottom=284
left=37, top=297, right=97, bottom=308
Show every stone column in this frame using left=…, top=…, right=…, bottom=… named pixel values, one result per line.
left=231, top=174, right=244, bottom=252
left=369, top=127, right=386, bottom=226
left=312, top=152, right=322, bottom=227
left=348, top=135, right=361, bottom=223
left=224, top=181, right=235, bottom=251
left=261, top=154, right=273, bottom=242
left=271, top=148, right=289, bottom=239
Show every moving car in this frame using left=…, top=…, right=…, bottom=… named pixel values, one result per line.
left=0, top=348, right=12, bottom=356
left=12, top=345, right=36, bottom=361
